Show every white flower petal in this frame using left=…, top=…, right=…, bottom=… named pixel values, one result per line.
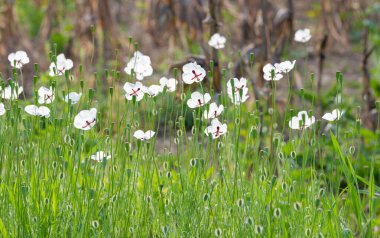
left=74, top=108, right=97, bottom=130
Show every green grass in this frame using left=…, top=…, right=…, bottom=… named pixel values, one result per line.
left=0, top=48, right=379, bottom=238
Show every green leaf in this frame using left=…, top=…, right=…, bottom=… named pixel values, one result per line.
left=0, top=218, right=9, bottom=238
left=330, top=131, right=367, bottom=233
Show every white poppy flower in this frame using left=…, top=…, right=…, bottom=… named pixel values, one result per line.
left=0, top=103, right=6, bottom=116
left=90, top=151, right=111, bottom=162
left=204, top=102, right=224, bottom=119
left=1, top=83, right=23, bottom=100
left=25, top=105, right=50, bottom=118
left=49, top=53, right=74, bottom=76
left=38, top=86, right=55, bottom=104
left=322, top=109, right=343, bottom=122
left=8, top=51, right=30, bottom=69
left=187, top=91, right=211, bottom=109
left=294, top=28, right=311, bottom=43
left=228, top=87, right=249, bottom=105
left=289, top=111, right=315, bottom=130
left=263, top=63, right=283, bottom=81
left=73, top=108, right=97, bottom=130
left=123, top=82, right=145, bottom=101
left=133, top=130, right=155, bottom=141
left=142, top=84, right=162, bottom=97
left=205, top=118, right=227, bottom=139
left=227, top=77, right=248, bottom=96
left=208, top=33, right=226, bottom=49
left=124, top=51, right=153, bottom=80
left=182, top=62, right=206, bottom=84
left=274, top=60, right=296, bottom=73
left=159, top=77, right=177, bottom=92
left=64, top=92, right=82, bottom=104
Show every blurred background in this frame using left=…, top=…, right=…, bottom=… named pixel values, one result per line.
left=0, top=0, right=379, bottom=126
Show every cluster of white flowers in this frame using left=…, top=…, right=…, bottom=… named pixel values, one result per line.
left=3, top=27, right=345, bottom=158
left=263, top=60, right=296, bottom=81
left=133, top=130, right=156, bottom=141
left=289, top=109, right=343, bottom=130
left=25, top=105, right=50, bottom=118
left=123, top=78, right=178, bottom=102
left=124, top=51, right=153, bottom=80
left=288, top=111, right=315, bottom=130
left=120, top=52, right=177, bottom=142
left=182, top=60, right=228, bottom=139
left=5, top=51, right=81, bottom=118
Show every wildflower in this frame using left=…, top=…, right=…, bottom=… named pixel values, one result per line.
left=90, top=151, right=111, bottom=162
left=294, top=28, right=311, bottom=43
left=49, top=53, right=73, bottom=76
left=274, top=60, right=296, bottom=73
left=25, top=105, right=50, bottom=118
left=124, top=51, right=153, bottom=80
left=208, top=33, right=226, bottom=49
left=204, top=102, right=224, bottom=119
left=8, top=51, right=29, bottom=69
left=133, top=130, right=155, bottom=141
left=227, top=77, right=248, bottom=96
left=64, top=92, right=82, bottom=104
left=0, top=103, right=6, bottom=116
left=182, top=62, right=206, bottom=84
left=205, top=118, right=227, bottom=139
left=322, top=109, right=343, bottom=122
left=229, top=87, right=249, bottom=105
left=226, top=77, right=249, bottom=105
left=1, top=83, right=23, bottom=100
left=187, top=92, right=211, bottom=108
left=263, top=63, right=283, bottom=81
left=38, top=86, right=55, bottom=104
left=159, top=77, right=177, bottom=92
left=288, top=111, right=315, bottom=130
left=73, top=108, right=97, bottom=130
left=142, top=84, right=162, bottom=97
left=123, top=82, right=145, bottom=101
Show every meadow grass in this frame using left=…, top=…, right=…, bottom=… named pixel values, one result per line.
left=0, top=44, right=379, bottom=238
